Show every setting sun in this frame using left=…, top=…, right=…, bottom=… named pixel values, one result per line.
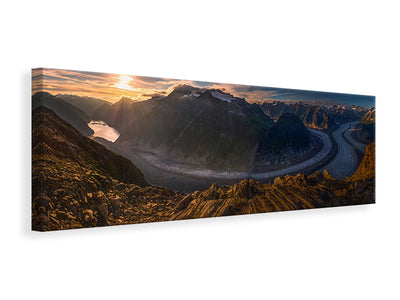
left=115, top=75, right=133, bottom=90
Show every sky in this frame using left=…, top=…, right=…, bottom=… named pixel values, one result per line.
left=32, top=68, right=375, bottom=107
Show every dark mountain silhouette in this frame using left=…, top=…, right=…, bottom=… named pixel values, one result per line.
left=56, top=94, right=111, bottom=117
left=258, top=101, right=334, bottom=129
left=32, top=92, right=93, bottom=136
left=259, top=113, right=312, bottom=156
left=326, top=105, right=365, bottom=124
left=92, top=96, right=158, bottom=133
left=95, top=85, right=317, bottom=171
left=131, top=86, right=276, bottom=170
left=32, top=106, right=147, bottom=187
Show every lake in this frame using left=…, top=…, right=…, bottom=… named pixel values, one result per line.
left=88, top=120, right=120, bottom=142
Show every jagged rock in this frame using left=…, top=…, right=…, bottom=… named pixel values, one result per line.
left=232, top=179, right=259, bottom=199
left=192, top=191, right=200, bottom=198
left=294, top=173, right=308, bottom=186
left=274, top=177, right=285, bottom=186
left=95, top=191, right=108, bottom=204
left=308, top=171, right=323, bottom=183
left=201, top=183, right=220, bottom=200
left=221, top=204, right=234, bottom=216
left=350, top=142, right=375, bottom=181
left=175, top=194, right=194, bottom=211
left=323, top=170, right=335, bottom=180
left=56, top=211, right=75, bottom=221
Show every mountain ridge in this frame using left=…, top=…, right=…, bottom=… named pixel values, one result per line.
left=32, top=106, right=374, bottom=231
left=32, top=92, right=94, bottom=136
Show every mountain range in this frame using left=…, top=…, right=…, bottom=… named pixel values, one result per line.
left=31, top=104, right=375, bottom=230
left=352, top=107, right=375, bottom=144
left=32, top=92, right=94, bottom=136
left=32, top=86, right=372, bottom=176
left=258, top=101, right=368, bottom=130
left=56, top=94, right=111, bottom=116
left=90, top=85, right=317, bottom=171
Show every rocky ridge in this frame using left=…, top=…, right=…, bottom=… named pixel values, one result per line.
left=32, top=105, right=375, bottom=231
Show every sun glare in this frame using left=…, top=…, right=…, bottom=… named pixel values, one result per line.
left=115, top=75, right=133, bottom=90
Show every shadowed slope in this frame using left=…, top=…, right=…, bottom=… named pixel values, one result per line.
left=32, top=107, right=182, bottom=231
left=32, top=92, right=94, bottom=136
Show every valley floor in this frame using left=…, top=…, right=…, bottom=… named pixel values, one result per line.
left=31, top=107, right=375, bottom=231
left=321, top=121, right=366, bottom=179
left=112, top=122, right=368, bottom=192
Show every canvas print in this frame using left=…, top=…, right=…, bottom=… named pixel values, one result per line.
left=32, top=68, right=375, bottom=231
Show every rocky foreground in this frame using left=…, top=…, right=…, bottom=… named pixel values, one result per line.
left=32, top=106, right=375, bottom=231
left=32, top=107, right=184, bottom=231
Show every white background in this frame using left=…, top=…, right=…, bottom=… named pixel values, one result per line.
left=1, top=1, right=399, bottom=299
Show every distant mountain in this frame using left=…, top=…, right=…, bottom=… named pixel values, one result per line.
left=32, top=92, right=93, bottom=136
left=113, top=85, right=279, bottom=170
left=91, top=85, right=322, bottom=171
left=56, top=94, right=111, bottom=117
left=361, top=107, right=375, bottom=125
left=353, top=107, right=375, bottom=144
left=258, top=101, right=335, bottom=130
left=258, top=101, right=368, bottom=130
left=92, top=96, right=157, bottom=133
left=258, top=113, right=312, bottom=157
left=326, top=105, right=365, bottom=124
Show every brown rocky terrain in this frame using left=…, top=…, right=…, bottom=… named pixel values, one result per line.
left=171, top=142, right=374, bottom=221
left=32, top=106, right=375, bottom=231
left=32, top=106, right=185, bottom=231
left=352, top=107, right=375, bottom=144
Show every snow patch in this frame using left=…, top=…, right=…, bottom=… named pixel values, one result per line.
left=211, top=91, right=235, bottom=103
left=181, top=92, right=200, bottom=100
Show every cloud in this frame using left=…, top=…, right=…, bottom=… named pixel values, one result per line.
left=32, top=68, right=374, bottom=107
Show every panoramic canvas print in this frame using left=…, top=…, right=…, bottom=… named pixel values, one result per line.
left=32, top=68, right=375, bottom=231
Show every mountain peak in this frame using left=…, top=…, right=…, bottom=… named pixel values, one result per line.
left=168, top=84, right=204, bottom=95
left=33, top=91, right=54, bottom=99
left=119, top=96, right=136, bottom=103
left=208, top=89, right=237, bottom=103
left=114, top=96, right=138, bottom=106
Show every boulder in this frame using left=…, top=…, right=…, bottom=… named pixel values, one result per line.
left=81, top=209, right=94, bottom=226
